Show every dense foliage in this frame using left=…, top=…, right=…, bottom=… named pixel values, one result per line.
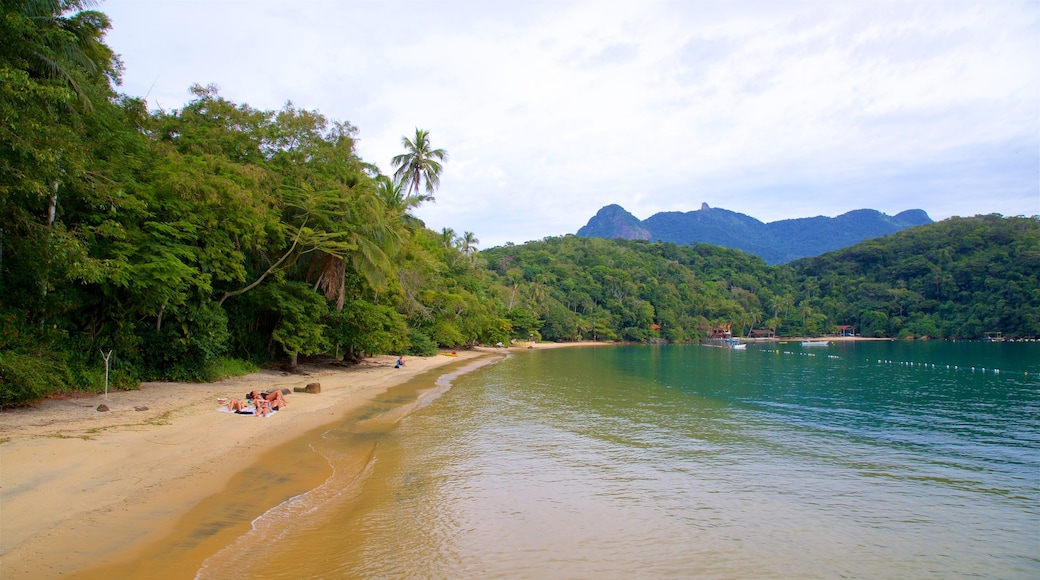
left=482, top=216, right=1039, bottom=344
left=0, top=1, right=507, bottom=405
left=791, top=215, right=1040, bottom=339
left=2, top=2, right=1036, bottom=407
left=480, top=237, right=780, bottom=343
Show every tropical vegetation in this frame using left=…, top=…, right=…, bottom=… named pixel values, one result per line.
left=2, top=1, right=1037, bottom=407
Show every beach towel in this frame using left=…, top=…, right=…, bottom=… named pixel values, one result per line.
left=215, top=406, right=277, bottom=417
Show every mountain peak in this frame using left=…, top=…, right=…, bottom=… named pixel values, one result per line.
left=577, top=204, right=932, bottom=264
left=576, top=205, right=652, bottom=240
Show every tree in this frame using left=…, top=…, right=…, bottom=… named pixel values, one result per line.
left=263, top=282, right=329, bottom=369
left=390, top=128, right=447, bottom=198
left=2, top=0, right=116, bottom=111
left=375, top=175, right=425, bottom=230
left=460, top=231, right=480, bottom=256
left=439, top=227, right=457, bottom=250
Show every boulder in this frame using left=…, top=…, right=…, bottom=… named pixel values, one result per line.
left=134, top=405, right=149, bottom=411
left=293, top=382, right=321, bottom=394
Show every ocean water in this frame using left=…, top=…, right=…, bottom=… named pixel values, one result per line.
left=119, top=342, right=1040, bottom=578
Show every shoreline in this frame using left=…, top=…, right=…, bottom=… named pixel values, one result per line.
left=0, top=336, right=880, bottom=576
left=0, top=342, right=605, bottom=577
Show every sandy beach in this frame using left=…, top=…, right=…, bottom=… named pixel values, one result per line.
left=0, top=342, right=608, bottom=577
left=0, top=348, right=508, bottom=577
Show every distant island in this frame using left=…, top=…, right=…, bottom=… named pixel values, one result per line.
left=576, top=203, right=933, bottom=264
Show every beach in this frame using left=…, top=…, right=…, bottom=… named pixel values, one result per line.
left=6, top=337, right=899, bottom=577
left=0, top=348, right=512, bottom=577
left=3, top=338, right=1030, bottom=578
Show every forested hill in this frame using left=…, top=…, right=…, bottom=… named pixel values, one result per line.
left=482, top=214, right=1038, bottom=343
left=576, top=203, right=932, bottom=264
left=790, top=215, right=1040, bottom=338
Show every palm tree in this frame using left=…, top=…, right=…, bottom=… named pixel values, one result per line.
left=460, top=231, right=479, bottom=255
left=6, top=0, right=115, bottom=111
left=375, top=175, right=426, bottom=230
left=440, top=227, right=458, bottom=250
left=390, top=128, right=448, bottom=198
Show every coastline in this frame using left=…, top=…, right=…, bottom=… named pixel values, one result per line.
left=0, top=342, right=605, bottom=577
left=1, top=336, right=880, bottom=576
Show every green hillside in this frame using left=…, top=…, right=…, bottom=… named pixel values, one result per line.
left=791, top=215, right=1040, bottom=338
left=482, top=215, right=1039, bottom=344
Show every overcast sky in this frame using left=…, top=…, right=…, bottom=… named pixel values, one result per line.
left=100, top=0, right=1039, bottom=248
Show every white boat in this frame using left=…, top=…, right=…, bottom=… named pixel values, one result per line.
left=731, top=343, right=747, bottom=350
left=801, top=340, right=829, bottom=347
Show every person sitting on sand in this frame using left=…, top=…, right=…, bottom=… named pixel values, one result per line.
left=395, top=356, right=404, bottom=368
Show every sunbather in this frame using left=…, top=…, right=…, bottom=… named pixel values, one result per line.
left=254, top=398, right=273, bottom=417
left=248, top=390, right=288, bottom=410
left=225, top=398, right=252, bottom=413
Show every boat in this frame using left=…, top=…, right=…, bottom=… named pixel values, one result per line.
left=801, top=340, right=829, bottom=347
left=731, top=343, right=747, bottom=350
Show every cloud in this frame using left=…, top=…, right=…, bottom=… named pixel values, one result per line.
left=102, top=0, right=1039, bottom=247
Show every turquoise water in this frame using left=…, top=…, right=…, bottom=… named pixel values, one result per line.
left=201, top=342, right=1040, bottom=579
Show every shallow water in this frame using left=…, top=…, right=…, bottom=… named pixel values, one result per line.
left=88, top=342, right=1040, bottom=578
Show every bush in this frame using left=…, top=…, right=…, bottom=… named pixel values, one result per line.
left=69, top=363, right=139, bottom=394
left=429, top=320, right=464, bottom=348
left=405, top=328, right=439, bottom=356
left=141, top=303, right=230, bottom=381
left=0, top=351, right=70, bottom=408
left=202, top=357, right=259, bottom=382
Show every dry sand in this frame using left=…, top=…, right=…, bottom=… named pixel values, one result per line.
left=0, top=342, right=602, bottom=577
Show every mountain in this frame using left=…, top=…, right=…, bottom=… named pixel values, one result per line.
left=577, top=205, right=652, bottom=240
left=576, top=203, right=933, bottom=264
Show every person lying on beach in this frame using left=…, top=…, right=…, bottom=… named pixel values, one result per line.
left=254, top=398, right=273, bottom=417
left=225, top=398, right=253, bottom=414
left=248, top=390, right=288, bottom=410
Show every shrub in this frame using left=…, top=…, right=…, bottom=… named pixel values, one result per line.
left=405, top=329, right=438, bottom=356
left=202, top=357, right=259, bottom=382
left=0, top=351, right=70, bottom=408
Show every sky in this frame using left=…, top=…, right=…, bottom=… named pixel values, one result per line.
left=99, top=0, right=1039, bottom=248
